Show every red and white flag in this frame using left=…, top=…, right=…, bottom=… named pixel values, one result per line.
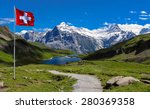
left=15, top=8, right=34, bottom=26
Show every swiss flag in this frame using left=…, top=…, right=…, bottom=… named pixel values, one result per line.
left=15, top=8, right=34, bottom=26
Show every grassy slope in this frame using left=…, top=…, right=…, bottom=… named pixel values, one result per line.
left=0, top=44, right=76, bottom=92
left=84, top=33, right=150, bottom=64
left=30, top=42, right=73, bottom=59
left=0, top=41, right=75, bottom=92
left=0, top=26, right=74, bottom=65
left=0, top=51, right=13, bottom=63
left=1, top=39, right=73, bottom=65
left=0, top=26, right=13, bottom=40
left=0, top=26, right=75, bottom=92
left=83, top=33, right=150, bottom=91
left=17, top=60, right=150, bottom=92
left=0, top=64, right=76, bottom=92
left=0, top=39, right=75, bottom=92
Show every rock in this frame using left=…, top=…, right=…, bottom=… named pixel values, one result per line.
left=116, top=77, right=140, bottom=86
left=105, top=76, right=124, bottom=89
left=0, top=82, right=4, bottom=88
left=105, top=76, right=140, bottom=88
left=106, top=76, right=124, bottom=85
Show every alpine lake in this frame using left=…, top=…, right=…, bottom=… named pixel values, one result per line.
left=42, top=54, right=81, bottom=65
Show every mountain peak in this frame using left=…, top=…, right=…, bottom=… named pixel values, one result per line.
left=107, top=24, right=121, bottom=32
left=20, top=30, right=28, bottom=34
left=60, top=22, right=68, bottom=25
left=56, top=22, right=75, bottom=33
left=57, top=22, right=70, bottom=27
left=140, top=28, right=150, bottom=34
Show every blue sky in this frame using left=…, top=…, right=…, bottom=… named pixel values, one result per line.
left=0, top=0, right=150, bottom=32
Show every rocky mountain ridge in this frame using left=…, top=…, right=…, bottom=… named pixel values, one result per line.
left=18, top=22, right=150, bottom=54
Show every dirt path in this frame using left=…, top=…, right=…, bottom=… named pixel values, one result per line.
left=49, top=70, right=103, bottom=92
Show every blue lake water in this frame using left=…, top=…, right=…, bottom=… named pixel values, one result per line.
left=42, top=56, right=81, bottom=65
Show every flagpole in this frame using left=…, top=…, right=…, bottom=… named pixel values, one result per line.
left=13, top=6, right=16, bottom=80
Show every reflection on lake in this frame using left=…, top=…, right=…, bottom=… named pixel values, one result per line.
left=42, top=55, right=81, bottom=65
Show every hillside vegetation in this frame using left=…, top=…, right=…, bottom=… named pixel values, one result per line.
left=0, top=26, right=73, bottom=65
left=0, top=26, right=76, bottom=92
left=84, top=33, right=150, bottom=64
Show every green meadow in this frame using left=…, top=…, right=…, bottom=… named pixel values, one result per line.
left=0, top=60, right=150, bottom=92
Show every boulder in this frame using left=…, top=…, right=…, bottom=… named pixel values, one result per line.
left=105, top=76, right=124, bottom=89
left=106, top=76, right=124, bottom=85
left=116, top=77, right=140, bottom=86
left=105, top=76, right=140, bottom=89
left=0, top=82, right=4, bottom=88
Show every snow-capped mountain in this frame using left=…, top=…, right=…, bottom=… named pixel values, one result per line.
left=140, top=28, right=150, bottom=34
left=118, top=24, right=150, bottom=35
left=44, top=22, right=102, bottom=54
left=17, top=30, right=47, bottom=42
left=18, top=22, right=150, bottom=54
left=25, top=31, right=44, bottom=42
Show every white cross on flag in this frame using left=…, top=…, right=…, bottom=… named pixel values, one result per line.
left=16, top=8, right=34, bottom=26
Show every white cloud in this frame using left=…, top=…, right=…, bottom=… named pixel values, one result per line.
left=0, top=18, right=14, bottom=24
left=138, top=11, right=150, bottom=20
left=130, top=11, right=136, bottom=14
left=125, top=18, right=131, bottom=20
left=43, top=28, right=52, bottom=32
left=141, top=11, right=147, bottom=14
left=32, top=27, right=52, bottom=32
left=103, top=22, right=109, bottom=25
left=66, top=22, right=72, bottom=25
left=140, top=14, right=149, bottom=17
left=0, top=21, right=6, bottom=25
left=103, top=22, right=115, bottom=26
left=139, top=17, right=149, bottom=20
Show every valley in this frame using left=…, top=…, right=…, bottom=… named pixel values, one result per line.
left=0, top=26, right=150, bottom=92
